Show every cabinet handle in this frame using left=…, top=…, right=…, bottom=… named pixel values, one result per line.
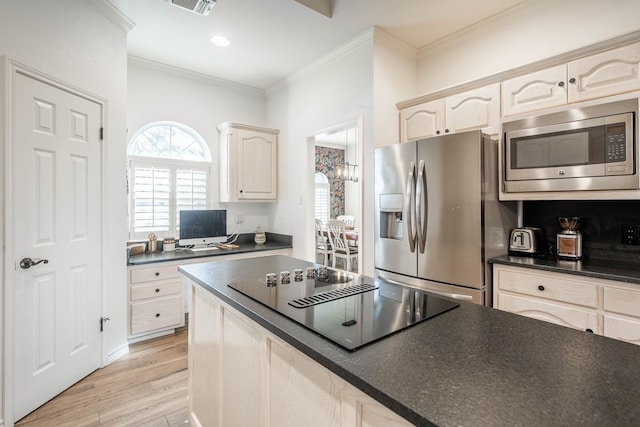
left=155, top=288, right=160, bottom=293
left=156, top=313, right=160, bottom=318
left=155, top=272, right=160, bottom=277
left=537, top=285, right=545, bottom=291
left=586, top=328, right=594, bottom=333
left=569, top=77, right=576, bottom=84
left=558, top=81, right=565, bottom=87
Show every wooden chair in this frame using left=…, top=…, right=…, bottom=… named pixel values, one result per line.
left=336, top=215, right=355, bottom=228
left=326, top=219, right=358, bottom=272
left=315, top=219, right=330, bottom=265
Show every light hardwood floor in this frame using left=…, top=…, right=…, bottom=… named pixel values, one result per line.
left=16, top=323, right=189, bottom=427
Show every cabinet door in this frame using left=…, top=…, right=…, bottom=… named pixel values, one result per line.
left=568, top=42, right=640, bottom=103
left=269, top=338, right=342, bottom=426
left=445, top=83, right=500, bottom=135
left=238, top=129, right=277, bottom=199
left=604, top=315, right=640, bottom=346
left=399, top=98, right=445, bottom=142
left=501, top=65, right=568, bottom=116
left=498, top=293, right=598, bottom=333
left=342, top=389, right=413, bottom=427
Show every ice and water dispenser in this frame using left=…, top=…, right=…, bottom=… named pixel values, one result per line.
left=379, top=194, right=403, bottom=240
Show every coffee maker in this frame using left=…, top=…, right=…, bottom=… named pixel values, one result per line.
left=557, top=217, right=582, bottom=260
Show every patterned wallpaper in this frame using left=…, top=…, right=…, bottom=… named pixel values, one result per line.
left=315, top=146, right=344, bottom=219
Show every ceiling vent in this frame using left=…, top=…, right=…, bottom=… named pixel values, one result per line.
left=162, top=0, right=216, bottom=16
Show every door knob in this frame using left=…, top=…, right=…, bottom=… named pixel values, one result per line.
left=20, top=257, right=49, bottom=269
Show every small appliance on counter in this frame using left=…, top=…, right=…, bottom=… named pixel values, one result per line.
left=557, top=216, right=582, bottom=260
left=509, top=227, right=546, bottom=256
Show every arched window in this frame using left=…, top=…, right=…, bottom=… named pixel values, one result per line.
left=127, top=122, right=212, bottom=240
left=315, top=172, right=330, bottom=224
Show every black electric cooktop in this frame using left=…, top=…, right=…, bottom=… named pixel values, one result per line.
left=227, top=257, right=458, bottom=351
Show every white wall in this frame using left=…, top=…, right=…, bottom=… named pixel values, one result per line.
left=267, top=32, right=374, bottom=272
left=0, top=0, right=129, bottom=424
left=417, top=0, right=640, bottom=94
left=127, top=59, right=271, bottom=235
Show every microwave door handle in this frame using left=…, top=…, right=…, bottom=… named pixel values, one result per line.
left=405, top=161, right=417, bottom=253
left=376, top=274, right=474, bottom=301
left=416, top=160, right=427, bottom=253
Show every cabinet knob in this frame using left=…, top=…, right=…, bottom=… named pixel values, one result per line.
left=436, top=130, right=441, bottom=135
left=155, top=288, right=160, bottom=293
left=558, top=81, right=565, bottom=87
left=239, top=190, right=243, bottom=193
left=156, top=313, right=160, bottom=318
left=537, top=285, right=545, bottom=291
left=586, top=328, right=594, bottom=333
left=445, top=129, right=450, bottom=133
left=569, top=77, right=576, bottom=84
left=155, top=272, right=160, bottom=277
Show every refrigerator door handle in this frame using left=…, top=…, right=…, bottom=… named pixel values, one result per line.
left=416, top=160, right=427, bottom=253
left=405, top=161, right=417, bottom=253
left=377, top=275, right=474, bottom=301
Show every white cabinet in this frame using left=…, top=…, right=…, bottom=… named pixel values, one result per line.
left=218, top=122, right=278, bottom=202
left=399, top=84, right=500, bottom=142
left=494, top=265, right=598, bottom=333
left=444, top=83, right=500, bottom=136
left=494, top=263, right=640, bottom=346
left=129, top=264, right=184, bottom=339
left=188, top=282, right=413, bottom=427
left=502, top=42, right=640, bottom=116
left=399, top=98, right=445, bottom=141
left=128, top=248, right=291, bottom=342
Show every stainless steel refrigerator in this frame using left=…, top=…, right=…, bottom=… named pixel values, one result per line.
left=374, top=130, right=517, bottom=305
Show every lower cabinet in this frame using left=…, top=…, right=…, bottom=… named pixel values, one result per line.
left=494, top=264, right=640, bottom=346
left=127, top=248, right=291, bottom=342
left=189, top=282, right=413, bottom=427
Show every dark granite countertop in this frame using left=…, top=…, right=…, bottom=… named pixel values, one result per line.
left=490, top=255, right=640, bottom=285
left=179, top=255, right=640, bottom=427
left=127, top=232, right=292, bottom=266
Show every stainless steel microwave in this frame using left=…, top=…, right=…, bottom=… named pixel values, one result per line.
left=502, top=98, right=639, bottom=193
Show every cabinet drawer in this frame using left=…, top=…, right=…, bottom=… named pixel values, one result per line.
left=130, top=295, right=183, bottom=335
left=499, top=293, right=598, bottom=333
left=130, top=264, right=180, bottom=284
left=604, top=314, right=640, bottom=346
left=495, top=267, right=597, bottom=308
left=603, top=287, right=640, bottom=317
left=130, top=279, right=181, bottom=301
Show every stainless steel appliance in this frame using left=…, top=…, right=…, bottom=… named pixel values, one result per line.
left=509, top=227, right=546, bottom=256
left=374, top=130, right=517, bottom=305
left=502, top=98, right=639, bottom=193
left=226, top=256, right=458, bottom=351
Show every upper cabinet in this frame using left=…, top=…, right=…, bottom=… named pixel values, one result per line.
left=218, top=122, right=278, bottom=202
left=399, top=98, right=444, bottom=141
left=502, top=42, right=640, bottom=117
left=399, top=84, right=500, bottom=142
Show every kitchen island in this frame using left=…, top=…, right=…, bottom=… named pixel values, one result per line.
left=179, top=255, right=640, bottom=426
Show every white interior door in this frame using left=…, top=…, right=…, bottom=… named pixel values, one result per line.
left=12, top=72, right=102, bottom=420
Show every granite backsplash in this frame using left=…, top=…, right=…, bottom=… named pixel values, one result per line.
left=522, top=200, right=640, bottom=263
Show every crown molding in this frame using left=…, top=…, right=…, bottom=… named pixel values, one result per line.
left=267, top=28, right=374, bottom=95
left=373, top=27, right=417, bottom=60
left=86, top=0, right=135, bottom=33
left=128, top=56, right=266, bottom=98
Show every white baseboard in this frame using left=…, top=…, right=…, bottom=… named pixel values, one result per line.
left=104, top=342, right=129, bottom=367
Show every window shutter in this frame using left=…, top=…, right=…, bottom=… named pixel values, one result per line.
left=176, top=169, right=208, bottom=225
left=315, top=182, right=330, bottom=223
left=133, top=167, right=171, bottom=232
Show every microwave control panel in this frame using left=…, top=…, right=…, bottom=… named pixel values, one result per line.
left=605, top=123, right=626, bottom=162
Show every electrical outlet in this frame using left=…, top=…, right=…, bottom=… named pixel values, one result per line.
left=621, top=224, right=639, bottom=245
left=236, top=215, right=244, bottom=225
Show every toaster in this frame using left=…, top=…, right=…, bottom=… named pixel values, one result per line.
left=509, top=227, right=546, bottom=256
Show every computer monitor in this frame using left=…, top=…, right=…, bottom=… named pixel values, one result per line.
left=179, top=209, right=227, bottom=249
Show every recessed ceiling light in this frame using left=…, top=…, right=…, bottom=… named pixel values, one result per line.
left=210, top=35, right=230, bottom=47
